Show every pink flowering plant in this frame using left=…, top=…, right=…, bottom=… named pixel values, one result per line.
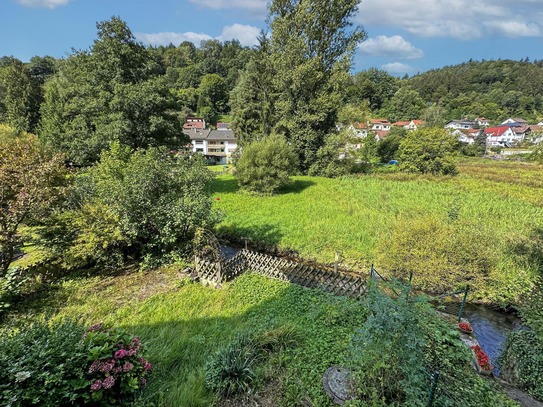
left=83, top=324, right=152, bottom=405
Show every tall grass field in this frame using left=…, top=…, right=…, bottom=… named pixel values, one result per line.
left=213, top=158, right=543, bottom=304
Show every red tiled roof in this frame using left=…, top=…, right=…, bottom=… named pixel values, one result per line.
left=484, top=126, right=510, bottom=137
left=393, top=121, right=410, bottom=127
left=410, top=120, right=424, bottom=125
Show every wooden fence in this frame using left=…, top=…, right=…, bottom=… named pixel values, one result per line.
left=195, top=248, right=367, bottom=299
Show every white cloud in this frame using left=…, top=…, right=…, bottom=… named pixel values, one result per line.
left=189, top=0, right=266, bottom=16
left=484, top=21, right=541, bottom=38
left=358, top=35, right=423, bottom=60
left=382, top=62, right=415, bottom=75
left=218, top=24, right=260, bottom=46
left=136, top=24, right=260, bottom=48
left=135, top=32, right=212, bottom=47
left=17, top=0, right=70, bottom=8
left=357, top=0, right=543, bottom=39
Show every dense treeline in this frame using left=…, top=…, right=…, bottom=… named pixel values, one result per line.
left=406, top=59, right=543, bottom=122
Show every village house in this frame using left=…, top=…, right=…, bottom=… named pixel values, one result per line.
left=183, top=117, right=206, bottom=131
left=369, top=119, right=391, bottom=131
left=484, top=125, right=530, bottom=147
left=444, top=119, right=477, bottom=130
left=183, top=121, right=237, bottom=165
left=501, top=117, right=528, bottom=126
left=392, top=119, right=424, bottom=130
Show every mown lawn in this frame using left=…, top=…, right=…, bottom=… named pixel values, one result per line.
left=212, top=158, right=543, bottom=303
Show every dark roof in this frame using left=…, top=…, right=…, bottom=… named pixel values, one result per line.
left=207, top=130, right=236, bottom=140
left=184, top=129, right=211, bottom=140
left=184, top=129, right=236, bottom=141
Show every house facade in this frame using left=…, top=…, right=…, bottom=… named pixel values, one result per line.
left=445, top=119, right=477, bottom=130
left=484, top=125, right=528, bottom=146
left=184, top=128, right=237, bottom=164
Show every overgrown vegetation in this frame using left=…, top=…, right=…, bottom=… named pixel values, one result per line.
left=41, top=144, right=219, bottom=270
left=214, top=159, right=543, bottom=304
left=348, top=281, right=516, bottom=406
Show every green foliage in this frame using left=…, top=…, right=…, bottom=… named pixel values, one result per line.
left=204, top=326, right=299, bottom=397
left=349, top=282, right=430, bottom=405
left=0, top=321, right=152, bottom=406
left=499, top=329, right=543, bottom=400
left=0, top=59, right=41, bottom=132
left=230, top=35, right=275, bottom=145
left=376, top=128, right=405, bottom=163
left=380, top=86, right=426, bottom=123
left=0, top=320, right=91, bottom=406
left=43, top=144, right=219, bottom=268
left=83, top=324, right=152, bottom=405
left=349, top=283, right=517, bottom=406
left=39, top=17, right=184, bottom=165
left=398, top=128, right=458, bottom=175
left=236, top=135, right=298, bottom=194
left=377, top=216, right=499, bottom=294
left=309, top=131, right=368, bottom=177
left=204, top=333, right=258, bottom=396
left=0, top=126, right=68, bottom=273
left=268, top=0, right=365, bottom=172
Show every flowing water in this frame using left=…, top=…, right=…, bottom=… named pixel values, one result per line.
left=463, top=304, right=521, bottom=376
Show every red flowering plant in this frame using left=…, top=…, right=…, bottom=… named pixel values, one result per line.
left=83, top=324, right=152, bottom=405
left=458, top=321, right=473, bottom=333
left=471, top=345, right=492, bottom=371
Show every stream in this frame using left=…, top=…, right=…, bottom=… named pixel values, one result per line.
left=463, top=304, right=521, bottom=376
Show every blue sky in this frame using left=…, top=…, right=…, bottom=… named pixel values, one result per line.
left=2, top=0, right=543, bottom=76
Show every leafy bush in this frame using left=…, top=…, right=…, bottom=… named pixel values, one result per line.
left=236, top=134, right=298, bottom=194
left=376, top=216, right=499, bottom=295
left=42, top=144, right=220, bottom=269
left=0, top=321, right=91, bottom=406
left=349, top=282, right=517, bottom=406
left=83, top=324, right=152, bottom=405
left=0, top=321, right=152, bottom=406
left=349, top=281, right=430, bottom=405
left=398, top=128, right=458, bottom=175
left=499, top=329, right=543, bottom=400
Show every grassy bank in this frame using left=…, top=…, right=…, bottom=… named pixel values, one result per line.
left=1, top=269, right=369, bottom=406
left=1, top=267, right=516, bottom=406
left=212, top=158, right=543, bottom=303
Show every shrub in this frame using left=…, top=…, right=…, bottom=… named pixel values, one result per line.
left=236, top=135, right=298, bottom=194
left=499, top=329, right=543, bottom=400
left=41, top=144, right=220, bottom=269
left=83, top=324, right=152, bottom=405
left=349, top=281, right=430, bottom=404
left=0, top=321, right=91, bottom=406
left=398, top=128, right=458, bottom=175
left=0, top=321, right=151, bottom=406
left=376, top=216, right=498, bottom=294
left=204, top=326, right=298, bottom=396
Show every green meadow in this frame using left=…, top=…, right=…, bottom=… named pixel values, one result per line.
left=213, top=158, right=543, bottom=303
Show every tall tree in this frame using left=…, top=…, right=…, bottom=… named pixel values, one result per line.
left=230, top=34, right=276, bottom=144
left=268, top=0, right=365, bottom=172
left=0, top=59, right=40, bottom=132
left=0, top=125, right=68, bottom=273
left=40, top=17, right=184, bottom=165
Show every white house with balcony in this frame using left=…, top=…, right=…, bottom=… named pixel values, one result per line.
left=184, top=129, right=237, bottom=164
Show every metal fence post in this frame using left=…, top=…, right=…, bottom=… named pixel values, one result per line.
left=427, top=371, right=440, bottom=407
left=458, top=285, right=470, bottom=322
